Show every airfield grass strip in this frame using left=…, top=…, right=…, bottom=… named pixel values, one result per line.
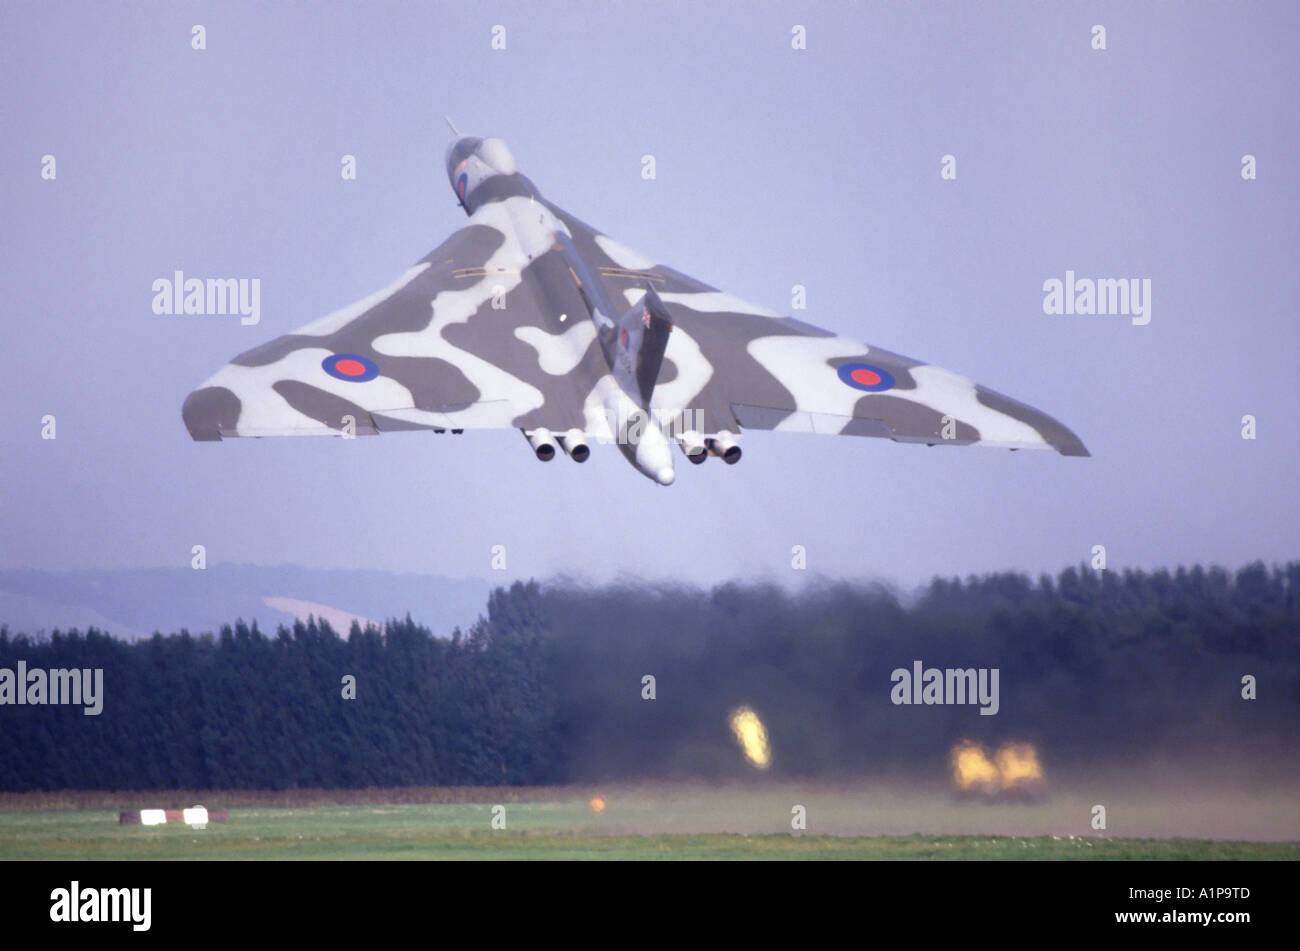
left=1, top=804, right=1295, bottom=861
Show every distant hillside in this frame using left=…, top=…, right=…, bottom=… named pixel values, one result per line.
left=0, top=565, right=492, bottom=640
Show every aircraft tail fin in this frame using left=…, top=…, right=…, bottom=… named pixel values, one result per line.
left=617, top=285, right=674, bottom=406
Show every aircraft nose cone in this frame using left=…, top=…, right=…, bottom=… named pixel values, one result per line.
left=654, top=467, right=676, bottom=486
left=183, top=386, right=240, bottom=441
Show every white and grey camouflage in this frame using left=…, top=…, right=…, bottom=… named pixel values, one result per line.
left=183, top=134, right=1088, bottom=485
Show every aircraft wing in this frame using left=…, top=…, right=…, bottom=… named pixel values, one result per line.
left=183, top=198, right=608, bottom=440
left=548, top=205, right=1089, bottom=456
left=185, top=191, right=1086, bottom=458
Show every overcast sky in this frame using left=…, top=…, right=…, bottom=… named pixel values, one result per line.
left=1, top=1, right=1295, bottom=589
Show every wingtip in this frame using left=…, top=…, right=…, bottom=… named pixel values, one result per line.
left=183, top=385, right=239, bottom=441
left=1054, top=428, right=1090, bottom=458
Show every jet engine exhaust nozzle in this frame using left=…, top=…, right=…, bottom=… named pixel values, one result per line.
left=523, top=428, right=558, bottom=461
left=675, top=431, right=709, bottom=465
left=706, top=432, right=742, bottom=465
left=558, top=430, right=590, bottom=463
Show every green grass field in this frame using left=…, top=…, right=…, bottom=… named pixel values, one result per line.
left=2, top=801, right=1295, bottom=860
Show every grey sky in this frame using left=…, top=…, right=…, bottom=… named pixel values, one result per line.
left=1, top=1, right=1295, bottom=589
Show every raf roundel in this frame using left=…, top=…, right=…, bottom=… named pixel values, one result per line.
left=837, top=361, right=895, bottom=392
left=322, top=353, right=380, bottom=382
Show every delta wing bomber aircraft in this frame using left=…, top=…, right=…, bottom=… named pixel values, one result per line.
left=182, top=132, right=1089, bottom=485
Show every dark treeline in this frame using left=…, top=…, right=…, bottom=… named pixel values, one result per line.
left=0, top=562, right=1296, bottom=791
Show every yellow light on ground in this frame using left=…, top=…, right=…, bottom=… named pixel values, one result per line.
left=951, top=740, right=1046, bottom=797
left=951, top=740, right=999, bottom=791
left=995, top=743, right=1043, bottom=789
left=729, top=705, right=771, bottom=769
left=590, top=795, right=606, bottom=813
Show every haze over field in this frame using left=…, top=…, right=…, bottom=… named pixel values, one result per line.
left=0, top=565, right=490, bottom=641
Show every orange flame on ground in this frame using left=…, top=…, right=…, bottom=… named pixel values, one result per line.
left=951, top=741, right=1045, bottom=797
left=951, top=740, right=999, bottom=791
left=995, top=742, right=1043, bottom=789
left=729, top=706, right=772, bottom=769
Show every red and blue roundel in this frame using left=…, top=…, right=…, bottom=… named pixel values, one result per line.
left=456, top=172, right=468, bottom=200
left=837, top=361, right=895, bottom=392
left=322, top=353, right=379, bottom=382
